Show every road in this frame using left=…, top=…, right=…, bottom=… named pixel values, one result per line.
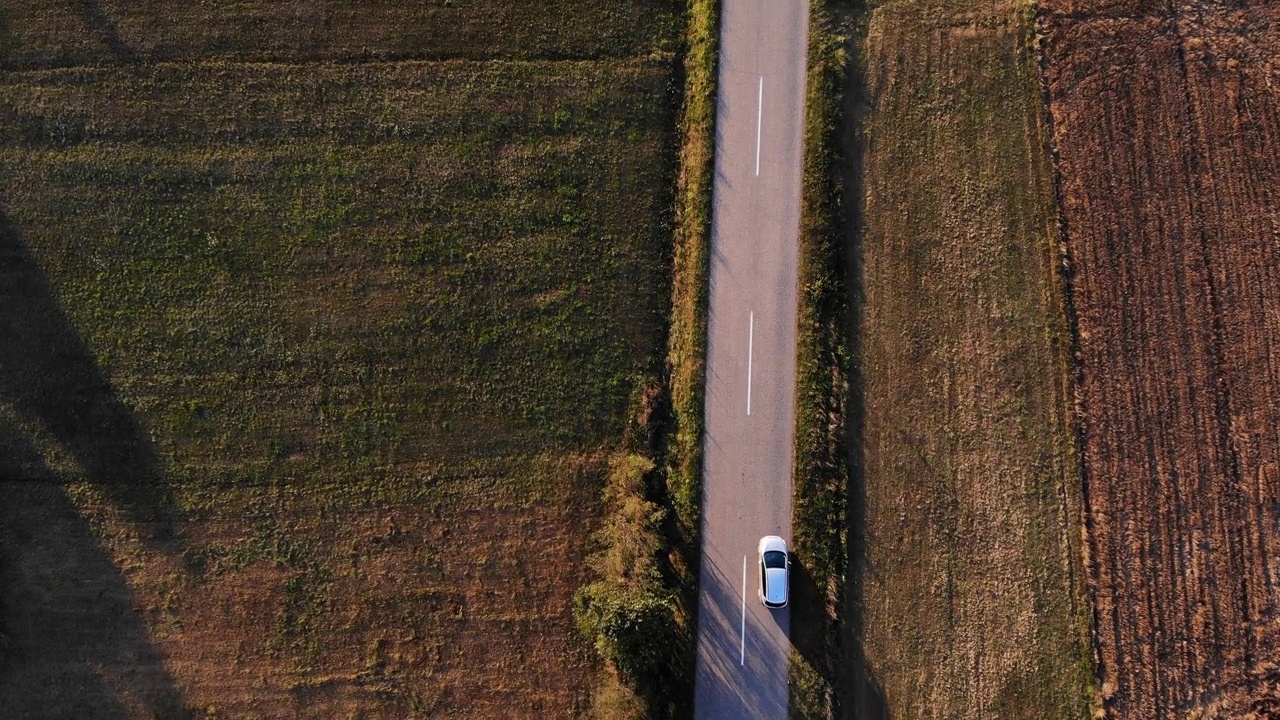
left=693, top=1, right=809, bottom=719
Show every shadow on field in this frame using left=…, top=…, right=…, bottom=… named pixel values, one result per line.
left=0, top=209, right=180, bottom=539
left=836, top=2, right=889, bottom=719
left=70, top=0, right=138, bottom=64
left=0, top=434, right=188, bottom=717
left=0, top=209, right=189, bottom=712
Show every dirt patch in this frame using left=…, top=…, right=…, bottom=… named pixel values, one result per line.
left=0, top=468, right=600, bottom=718
left=1039, top=2, right=1280, bottom=717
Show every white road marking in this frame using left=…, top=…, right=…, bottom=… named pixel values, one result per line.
left=746, top=311, right=754, bottom=416
left=741, top=554, right=748, bottom=666
left=755, top=76, right=764, bottom=176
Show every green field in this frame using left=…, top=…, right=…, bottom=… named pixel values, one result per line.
left=0, top=3, right=682, bottom=717
left=0, top=0, right=678, bottom=64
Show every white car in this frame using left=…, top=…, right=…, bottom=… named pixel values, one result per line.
left=757, top=535, right=790, bottom=609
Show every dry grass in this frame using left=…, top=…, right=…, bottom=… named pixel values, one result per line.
left=848, top=0, right=1096, bottom=716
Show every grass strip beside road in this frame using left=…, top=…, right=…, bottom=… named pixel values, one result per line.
left=665, top=0, right=719, bottom=712
left=789, top=2, right=855, bottom=718
left=667, top=0, right=719, bottom=561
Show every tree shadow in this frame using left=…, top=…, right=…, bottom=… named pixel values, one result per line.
left=69, top=0, right=138, bottom=64
left=0, top=208, right=179, bottom=541
left=0, top=432, right=189, bottom=717
left=0, top=208, right=188, bottom=712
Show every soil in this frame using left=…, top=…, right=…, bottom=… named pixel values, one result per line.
left=1039, top=2, right=1280, bottom=717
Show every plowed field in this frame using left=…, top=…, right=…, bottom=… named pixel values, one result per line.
left=1039, top=2, right=1280, bottom=717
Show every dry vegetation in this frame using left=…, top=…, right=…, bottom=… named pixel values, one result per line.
left=0, top=0, right=676, bottom=65
left=0, top=1, right=682, bottom=716
left=1039, top=1, right=1280, bottom=717
left=849, top=0, right=1096, bottom=716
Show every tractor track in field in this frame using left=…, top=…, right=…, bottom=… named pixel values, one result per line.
left=1039, top=1, right=1280, bottom=716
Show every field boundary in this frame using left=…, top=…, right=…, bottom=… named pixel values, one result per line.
left=788, top=1, right=855, bottom=718
left=573, top=0, right=721, bottom=717
left=1032, top=7, right=1106, bottom=714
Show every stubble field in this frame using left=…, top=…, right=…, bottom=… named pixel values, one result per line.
left=0, top=2, right=681, bottom=717
left=1039, top=1, right=1280, bottom=717
left=848, top=0, right=1096, bottom=716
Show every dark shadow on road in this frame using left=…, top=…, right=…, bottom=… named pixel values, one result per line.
left=695, top=550, right=788, bottom=720
left=69, top=0, right=138, bottom=63
left=0, top=208, right=180, bottom=541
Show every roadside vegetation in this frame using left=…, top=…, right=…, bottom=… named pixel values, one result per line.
left=572, top=1, right=720, bottom=717
left=0, top=2, right=684, bottom=716
left=789, top=1, right=855, bottom=718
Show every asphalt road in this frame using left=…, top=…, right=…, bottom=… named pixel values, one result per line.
left=693, top=2, right=809, bottom=719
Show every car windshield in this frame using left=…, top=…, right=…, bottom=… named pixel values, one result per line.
left=763, top=551, right=786, bottom=569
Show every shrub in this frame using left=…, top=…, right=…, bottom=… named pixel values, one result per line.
left=574, top=452, right=681, bottom=718
left=574, top=583, right=674, bottom=684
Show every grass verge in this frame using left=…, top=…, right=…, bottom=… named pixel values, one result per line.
left=665, top=0, right=719, bottom=709
left=789, top=2, right=854, bottom=719
left=667, top=0, right=718, bottom=560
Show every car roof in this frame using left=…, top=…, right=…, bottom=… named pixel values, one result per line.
left=764, top=567, right=788, bottom=605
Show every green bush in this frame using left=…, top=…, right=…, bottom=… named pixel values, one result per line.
left=574, top=452, right=683, bottom=719
left=574, top=583, right=675, bottom=683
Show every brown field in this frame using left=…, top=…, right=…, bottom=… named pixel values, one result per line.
left=0, top=0, right=676, bottom=66
left=1039, top=1, right=1280, bottom=717
left=847, top=0, right=1096, bottom=716
left=0, top=2, right=680, bottom=717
